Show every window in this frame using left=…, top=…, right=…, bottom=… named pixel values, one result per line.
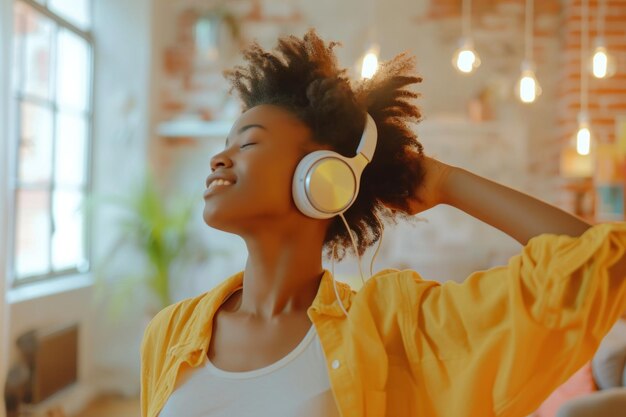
left=10, top=0, right=93, bottom=286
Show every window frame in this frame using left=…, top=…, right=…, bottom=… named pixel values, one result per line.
left=9, top=0, right=95, bottom=288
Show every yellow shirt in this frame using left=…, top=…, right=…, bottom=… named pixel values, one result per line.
left=140, top=222, right=626, bottom=417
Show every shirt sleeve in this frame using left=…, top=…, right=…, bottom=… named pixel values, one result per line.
left=402, top=221, right=626, bottom=417
left=140, top=318, right=157, bottom=417
left=140, top=306, right=174, bottom=417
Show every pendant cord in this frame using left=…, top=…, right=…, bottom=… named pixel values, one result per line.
left=524, top=0, right=534, bottom=62
left=581, top=0, right=589, bottom=115
left=462, top=0, right=472, bottom=39
left=597, top=0, right=606, bottom=39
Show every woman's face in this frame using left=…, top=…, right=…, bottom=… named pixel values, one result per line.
left=203, top=104, right=326, bottom=235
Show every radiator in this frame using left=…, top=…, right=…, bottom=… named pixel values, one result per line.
left=16, top=322, right=79, bottom=404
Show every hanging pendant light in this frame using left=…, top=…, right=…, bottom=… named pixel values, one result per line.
left=360, top=0, right=379, bottom=79
left=560, top=0, right=594, bottom=178
left=591, top=0, right=616, bottom=79
left=576, top=0, right=594, bottom=157
left=517, top=0, right=541, bottom=103
left=576, top=111, right=592, bottom=155
left=361, top=43, right=380, bottom=79
left=518, top=61, right=541, bottom=103
left=452, top=0, right=480, bottom=74
left=592, top=42, right=616, bottom=78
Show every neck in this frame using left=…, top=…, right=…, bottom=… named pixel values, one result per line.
left=237, top=227, right=326, bottom=321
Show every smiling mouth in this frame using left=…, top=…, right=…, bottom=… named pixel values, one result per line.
left=204, top=179, right=235, bottom=198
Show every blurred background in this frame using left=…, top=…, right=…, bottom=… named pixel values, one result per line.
left=1, top=0, right=626, bottom=416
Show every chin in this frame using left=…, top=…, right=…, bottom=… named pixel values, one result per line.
left=203, top=193, right=297, bottom=231
left=203, top=205, right=232, bottom=231
left=203, top=203, right=254, bottom=236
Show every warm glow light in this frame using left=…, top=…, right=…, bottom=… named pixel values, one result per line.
left=592, top=47, right=609, bottom=78
left=590, top=37, right=616, bottom=79
left=517, top=63, right=542, bottom=104
left=576, top=126, right=591, bottom=155
left=361, top=51, right=379, bottom=79
left=519, top=75, right=536, bottom=103
left=457, top=50, right=476, bottom=73
left=452, top=39, right=480, bottom=74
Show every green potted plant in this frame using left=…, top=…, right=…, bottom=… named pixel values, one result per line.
left=87, top=173, right=211, bottom=321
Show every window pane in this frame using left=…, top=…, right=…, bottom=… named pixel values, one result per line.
left=14, top=3, right=54, bottom=99
left=49, top=0, right=90, bottom=30
left=15, top=189, right=51, bottom=278
left=56, top=29, right=90, bottom=112
left=52, top=189, right=85, bottom=271
left=54, top=112, right=87, bottom=187
left=12, top=3, right=25, bottom=92
left=19, top=102, right=53, bottom=184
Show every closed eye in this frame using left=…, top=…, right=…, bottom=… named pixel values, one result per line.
left=240, top=142, right=256, bottom=149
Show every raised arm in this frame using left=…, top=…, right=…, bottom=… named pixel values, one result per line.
left=399, top=155, right=592, bottom=244
left=440, top=163, right=591, bottom=245
left=400, top=155, right=626, bottom=280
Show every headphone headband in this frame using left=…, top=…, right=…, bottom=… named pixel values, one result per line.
left=356, top=113, right=378, bottom=162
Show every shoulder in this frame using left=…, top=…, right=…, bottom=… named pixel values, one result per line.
left=140, top=289, right=216, bottom=355
left=364, top=268, right=438, bottom=292
left=357, top=268, right=440, bottom=309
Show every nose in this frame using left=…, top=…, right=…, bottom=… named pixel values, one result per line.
left=210, top=150, right=233, bottom=172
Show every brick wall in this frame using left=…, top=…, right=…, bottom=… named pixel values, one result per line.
left=426, top=0, right=559, bottom=19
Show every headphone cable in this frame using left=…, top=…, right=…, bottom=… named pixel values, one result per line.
left=331, top=212, right=385, bottom=319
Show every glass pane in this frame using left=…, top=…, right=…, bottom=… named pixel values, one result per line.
left=52, top=189, right=85, bottom=271
left=56, top=29, right=90, bottom=112
left=12, top=3, right=25, bottom=92
left=14, top=3, right=54, bottom=99
left=19, top=102, right=53, bottom=184
left=49, top=0, right=90, bottom=30
left=15, top=189, right=51, bottom=278
left=54, top=112, right=87, bottom=187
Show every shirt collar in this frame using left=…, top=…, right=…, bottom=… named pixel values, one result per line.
left=167, top=269, right=355, bottom=361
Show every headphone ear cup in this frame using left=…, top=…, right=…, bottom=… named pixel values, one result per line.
left=292, top=150, right=358, bottom=219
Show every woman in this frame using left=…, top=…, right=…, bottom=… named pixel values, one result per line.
left=140, top=30, right=626, bottom=417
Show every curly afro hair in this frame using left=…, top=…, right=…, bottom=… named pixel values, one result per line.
left=224, top=29, right=426, bottom=261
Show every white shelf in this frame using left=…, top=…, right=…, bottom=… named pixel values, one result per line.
left=156, top=119, right=235, bottom=138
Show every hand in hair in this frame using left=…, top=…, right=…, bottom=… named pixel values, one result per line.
left=385, top=155, right=454, bottom=216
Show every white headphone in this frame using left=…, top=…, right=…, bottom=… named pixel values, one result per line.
left=292, top=113, right=378, bottom=219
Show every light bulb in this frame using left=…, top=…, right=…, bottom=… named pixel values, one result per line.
left=576, top=126, right=591, bottom=155
left=361, top=44, right=379, bottom=79
left=452, top=38, right=480, bottom=74
left=517, top=61, right=542, bottom=103
left=593, top=48, right=608, bottom=78
left=591, top=38, right=616, bottom=79
left=575, top=112, right=592, bottom=156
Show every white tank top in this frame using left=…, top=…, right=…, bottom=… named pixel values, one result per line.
left=158, top=323, right=342, bottom=417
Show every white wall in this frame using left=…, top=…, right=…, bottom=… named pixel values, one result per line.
left=88, top=0, right=154, bottom=397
